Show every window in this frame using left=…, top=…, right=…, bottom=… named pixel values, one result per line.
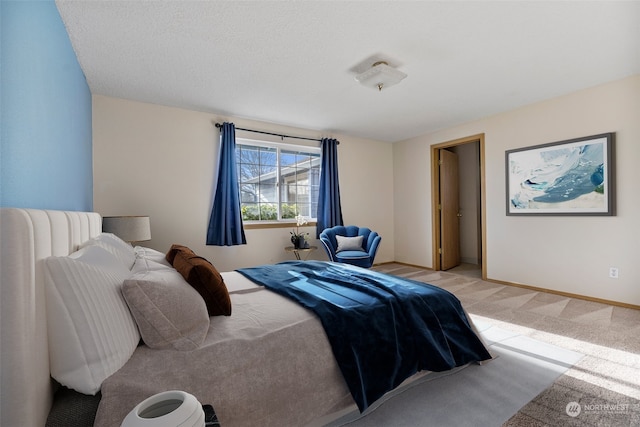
left=236, top=139, right=321, bottom=222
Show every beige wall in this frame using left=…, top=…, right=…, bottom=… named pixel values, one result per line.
left=394, top=75, right=640, bottom=306
left=92, top=95, right=394, bottom=270
left=94, top=75, right=639, bottom=305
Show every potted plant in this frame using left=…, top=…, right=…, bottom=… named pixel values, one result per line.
left=290, top=214, right=309, bottom=249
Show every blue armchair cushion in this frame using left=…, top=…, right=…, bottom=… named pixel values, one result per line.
left=336, top=250, right=370, bottom=268
left=336, top=235, right=364, bottom=252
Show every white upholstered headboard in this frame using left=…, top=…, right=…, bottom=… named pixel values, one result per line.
left=0, top=208, right=102, bottom=427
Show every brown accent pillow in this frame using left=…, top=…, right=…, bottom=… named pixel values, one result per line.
left=172, top=251, right=231, bottom=316
left=165, top=244, right=195, bottom=264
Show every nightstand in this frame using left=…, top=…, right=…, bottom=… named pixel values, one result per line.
left=285, top=246, right=318, bottom=261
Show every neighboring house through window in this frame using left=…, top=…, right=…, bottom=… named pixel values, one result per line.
left=236, top=138, right=321, bottom=222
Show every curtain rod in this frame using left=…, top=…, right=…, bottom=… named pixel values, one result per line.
left=214, top=122, right=338, bottom=144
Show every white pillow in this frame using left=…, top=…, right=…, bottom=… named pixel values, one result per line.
left=336, top=235, right=364, bottom=252
left=44, top=245, right=140, bottom=395
left=134, top=246, right=172, bottom=266
left=81, top=232, right=136, bottom=269
left=131, top=256, right=174, bottom=274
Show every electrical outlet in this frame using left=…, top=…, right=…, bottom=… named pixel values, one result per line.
left=609, top=267, right=619, bottom=279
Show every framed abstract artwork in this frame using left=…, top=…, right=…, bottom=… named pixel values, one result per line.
left=506, top=133, right=615, bottom=216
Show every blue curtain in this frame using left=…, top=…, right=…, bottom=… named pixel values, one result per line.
left=207, top=122, right=246, bottom=246
left=316, top=138, right=343, bottom=237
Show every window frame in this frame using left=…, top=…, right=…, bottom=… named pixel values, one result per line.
left=236, top=137, right=321, bottom=228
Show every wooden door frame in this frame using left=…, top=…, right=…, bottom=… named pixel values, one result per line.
left=431, top=134, right=487, bottom=279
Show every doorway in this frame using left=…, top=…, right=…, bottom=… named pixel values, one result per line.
left=431, top=134, right=486, bottom=280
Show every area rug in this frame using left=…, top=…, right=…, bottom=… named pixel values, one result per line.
left=325, top=322, right=583, bottom=427
left=504, top=373, right=640, bottom=426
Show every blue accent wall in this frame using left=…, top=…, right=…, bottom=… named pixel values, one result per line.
left=1, top=0, right=92, bottom=211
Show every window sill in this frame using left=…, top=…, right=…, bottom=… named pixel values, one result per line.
left=243, top=221, right=317, bottom=230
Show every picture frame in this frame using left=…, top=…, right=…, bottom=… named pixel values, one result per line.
left=506, top=133, right=615, bottom=216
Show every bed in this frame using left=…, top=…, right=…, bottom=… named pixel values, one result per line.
left=0, top=208, right=490, bottom=427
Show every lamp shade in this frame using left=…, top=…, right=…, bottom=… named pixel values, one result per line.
left=354, top=61, right=407, bottom=91
left=102, top=216, right=151, bottom=243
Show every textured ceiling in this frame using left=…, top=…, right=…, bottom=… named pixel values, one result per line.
left=55, top=1, right=640, bottom=143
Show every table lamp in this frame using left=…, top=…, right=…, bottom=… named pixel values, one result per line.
left=102, top=215, right=151, bottom=245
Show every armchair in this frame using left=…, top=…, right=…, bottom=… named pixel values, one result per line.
left=319, top=225, right=381, bottom=268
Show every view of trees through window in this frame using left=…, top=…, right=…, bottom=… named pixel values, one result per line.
left=236, top=140, right=320, bottom=221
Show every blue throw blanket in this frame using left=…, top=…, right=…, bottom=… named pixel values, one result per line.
left=236, top=261, right=491, bottom=412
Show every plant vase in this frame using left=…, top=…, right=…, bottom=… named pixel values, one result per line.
left=292, top=235, right=306, bottom=249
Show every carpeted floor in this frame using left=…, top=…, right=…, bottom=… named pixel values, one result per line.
left=371, top=263, right=640, bottom=426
